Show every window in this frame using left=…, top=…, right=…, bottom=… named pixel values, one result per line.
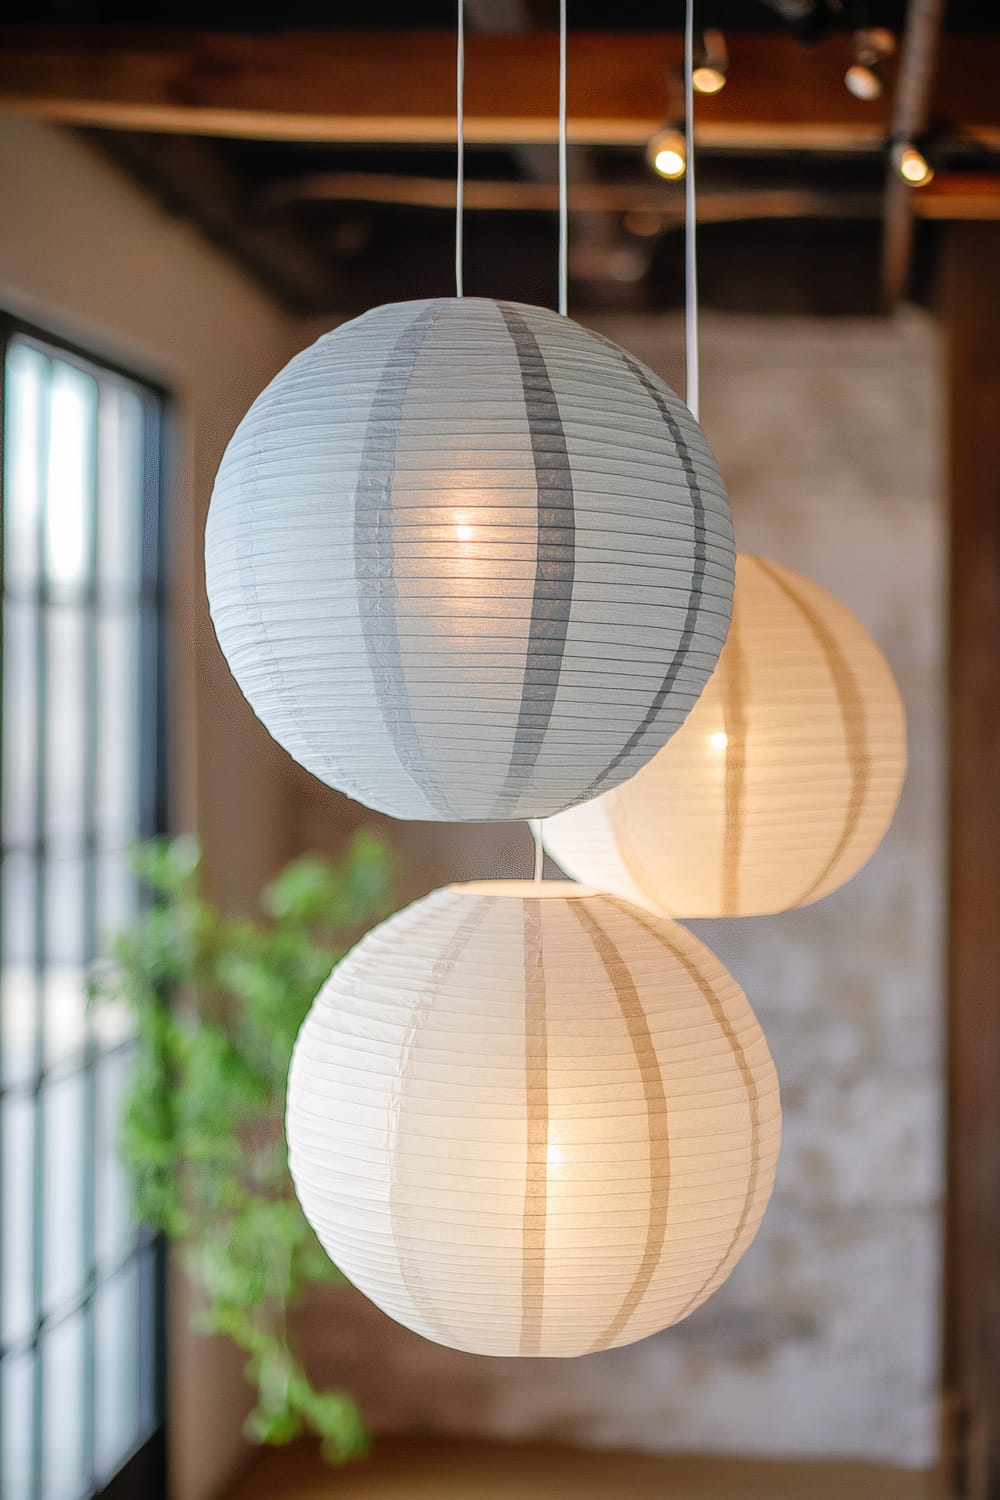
left=0, top=318, right=167, bottom=1500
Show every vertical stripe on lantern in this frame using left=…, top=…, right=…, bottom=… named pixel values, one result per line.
left=572, top=901, right=670, bottom=1353
left=607, top=897, right=762, bottom=1322
left=388, top=894, right=495, bottom=1347
left=581, top=347, right=708, bottom=799
left=353, top=300, right=458, bottom=818
left=753, top=558, right=873, bottom=906
left=520, top=897, right=550, bottom=1355
left=492, top=304, right=576, bottom=819
left=720, top=585, right=749, bottom=916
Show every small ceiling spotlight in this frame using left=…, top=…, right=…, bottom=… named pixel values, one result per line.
left=647, top=126, right=687, bottom=180
left=844, top=27, right=896, bottom=101
left=891, top=140, right=934, bottom=188
left=693, top=29, right=728, bottom=95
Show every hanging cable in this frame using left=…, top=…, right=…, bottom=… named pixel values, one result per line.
left=684, top=0, right=700, bottom=422
left=558, top=0, right=569, bottom=316
left=530, top=819, right=545, bottom=882
left=456, top=0, right=465, bottom=297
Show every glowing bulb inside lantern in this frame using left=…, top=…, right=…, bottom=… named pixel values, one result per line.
left=454, top=521, right=475, bottom=542
left=709, top=731, right=728, bottom=751
left=547, top=1144, right=565, bottom=1168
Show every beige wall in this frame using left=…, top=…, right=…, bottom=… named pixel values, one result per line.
left=0, top=116, right=303, bottom=1500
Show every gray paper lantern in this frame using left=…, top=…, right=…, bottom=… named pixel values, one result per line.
left=206, top=297, right=735, bottom=822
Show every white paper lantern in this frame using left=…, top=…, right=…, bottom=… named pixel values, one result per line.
left=286, top=881, right=780, bottom=1357
left=206, top=297, right=735, bottom=822
left=545, top=556, right=908, bottom=917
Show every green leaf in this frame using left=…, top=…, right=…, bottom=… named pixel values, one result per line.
left=102, top=833, right=396, bottom=1467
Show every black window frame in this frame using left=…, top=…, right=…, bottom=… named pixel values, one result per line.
left=0, top=310, right=170, bottom=1500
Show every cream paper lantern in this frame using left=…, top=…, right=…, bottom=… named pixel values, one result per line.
left=545, top=555, right=908, bottom=917
left=286, top=881, right=781, bottom=1357
left=206, top=297, right=735, bottom=822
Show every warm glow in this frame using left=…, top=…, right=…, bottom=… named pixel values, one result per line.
left=894, top=144, right=934, bottom=187
left=709, top=731, right=728, bottom=751
left=647, top=129, right=687, bottom=181
left=653, top=148, right=685, bottom=180
left=692, top=64, right=726, bottom=95
left=287, top=884, right=781, bottom=1357
left=455, top=523, right=475, bottom=542
left=844, top=62, right=882, bottom=101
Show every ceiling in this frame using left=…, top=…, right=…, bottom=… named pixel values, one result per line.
left=1, top=1, right=998, bottom=316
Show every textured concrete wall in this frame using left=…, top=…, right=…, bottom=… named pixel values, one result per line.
left=298, top=307, right=945, bottom=1471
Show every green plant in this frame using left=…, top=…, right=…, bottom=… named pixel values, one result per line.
left=95, top=831, right=397, bottom=1463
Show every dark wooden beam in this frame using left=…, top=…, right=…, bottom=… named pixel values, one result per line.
left=942, top=221, right=1000, bottom=1500
left=260, top=171, right=882, bottom=222
left=97, top=132, right=333, bottom=311
left=0, top=27, right=919, bottom=148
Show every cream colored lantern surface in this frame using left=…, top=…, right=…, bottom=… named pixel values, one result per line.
left=544, top=555, right=908, bottom=918
left=286, top=882, right=781, bottom=1357
left=206, top=296, right=735, bottom=823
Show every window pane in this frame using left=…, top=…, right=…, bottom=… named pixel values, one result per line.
left=40, top=1310, right=86, bottom=1500
left=45, top=364, right=96, bottom=600
left=96, top=848, right=138, bottom=957
left=94, top=1260, right=140, bottom=1483
left=43, top=856, right=86, bottom=1070
left=3, top=341, right=46, bottom=593
left=41, top=1074, right=86, bottom=1314
left=98, top=383, right=145, bottom=598
left=1, top=1093, right=34, bottom=1348
left=2, top=851, right=37, bottom=1087
left=2, top=599, right=37, bottom=846
left=96, top=1050, right=135, bottom=1273
left=45, top=606, right=86, bottom=849
left=1, top=1351, right=34, bottom=1500
left=97, top=611, right=140, bottom=844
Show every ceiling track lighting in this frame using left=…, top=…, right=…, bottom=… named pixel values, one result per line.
left=891, top=138, right=935, bottom=188
left=692, top=28, right=728, bottom=95
left=844, top=26, right=896, bottom=101
left=646, top=124, right=687, bottom=180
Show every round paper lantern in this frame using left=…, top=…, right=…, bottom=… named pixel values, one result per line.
left=286, top=881, right=780, bottom=1357
left=545, top=555, right=907, bottom=917
left=206, top=297, right=735, bottom=822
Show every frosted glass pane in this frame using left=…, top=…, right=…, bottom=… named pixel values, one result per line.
left=43, top=965, right=87, bottom=1072
left=95, top=1050, right=135, bottom=1272
left=3, top=340, right=46, bottom=592
left=2, top=851, right=38, bottom=1087
left=94, top=1261, right=140, bottom=1482
left=44, top=363, right=96, bottom=599
left=2, top=600, right=37, bottom=845
left=96, top=849, right=137, bottom=953
left=1, top=1093, right=35, bottom=1347
left=41, top=1074, right=86, bottom=1314
left=44, top=855, right=84, bottom=967
left=98, top=384, right=145, bottom=597
left=44, top=607, right=86, bottom=849
left=40, top=1310, right=86, bottom=1500
left=1, top=1352, right=33, bottom=1500
left=96, top=611, right=140, bottom=842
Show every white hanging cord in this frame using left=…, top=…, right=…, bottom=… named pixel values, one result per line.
left=456, top=0, right=465, bottom=297
left=684, top=0, right=700, bottom=422
left=558, top=0, right=569, bottom=316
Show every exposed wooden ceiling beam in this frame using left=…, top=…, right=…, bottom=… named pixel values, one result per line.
left=98, top=132, right=333, bottom=310
left=261, top=170, right=883, bottom=221
left=0, top=26, right=980, bottom=149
